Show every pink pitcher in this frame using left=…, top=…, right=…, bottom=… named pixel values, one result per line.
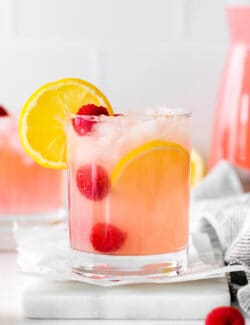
left=209, top=6, right=250, bottom=170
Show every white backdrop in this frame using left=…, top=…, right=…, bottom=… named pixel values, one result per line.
left=0, top=0, right=232, bottom=159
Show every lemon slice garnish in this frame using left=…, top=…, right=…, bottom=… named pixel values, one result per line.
left=191, top=148, right=205, bottom=187
left=19, top=78, right=113, bottom=169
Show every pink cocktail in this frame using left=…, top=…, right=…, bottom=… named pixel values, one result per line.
left=0, top=115, right=64, bottom=216
left=67, top=109, right=190, bottom=280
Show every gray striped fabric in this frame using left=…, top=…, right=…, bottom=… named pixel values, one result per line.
left=191, top=161, right=250, bottom=315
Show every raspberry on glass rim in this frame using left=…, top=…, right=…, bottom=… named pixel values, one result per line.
left=72, top=104, right=109, bottom=136
left=0, top=105, right=8, bottom=117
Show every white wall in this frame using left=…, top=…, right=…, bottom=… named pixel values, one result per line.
left=0, top=0, right=231, bottom=159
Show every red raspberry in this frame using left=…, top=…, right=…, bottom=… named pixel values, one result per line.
left=205, top=306, right=245, bottom=325
left=90, top=223, right=127, bottom=252
left=72, top=104, right=109, bottom=135
left=76, top=164, right=110, bottom=201
left=0, top=105, right=8, bottom=117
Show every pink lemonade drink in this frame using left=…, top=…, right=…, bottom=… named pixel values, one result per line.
left=68, top=109, right=190, bottom=279
left=0, top=115, right=64, bottom=216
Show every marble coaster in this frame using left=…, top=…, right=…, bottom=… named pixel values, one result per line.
left=22, top=278, right=230, bottom=320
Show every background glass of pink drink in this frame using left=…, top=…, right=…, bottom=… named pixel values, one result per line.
left=0, top=115, right=64, bottom=249
left=67, top=109, right=191, bottom=281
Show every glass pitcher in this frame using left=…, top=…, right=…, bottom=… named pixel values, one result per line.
left=210, top=5, right=250, bottom=170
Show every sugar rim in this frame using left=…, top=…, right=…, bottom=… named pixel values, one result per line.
left=70, top=108, right=191, bottom=121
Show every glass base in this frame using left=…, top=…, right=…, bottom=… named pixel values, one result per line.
left=0, top=208, right=66, bottom=251
left=71, top=248, right=187, bottom=283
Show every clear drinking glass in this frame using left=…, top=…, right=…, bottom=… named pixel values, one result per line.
left=0, top=115, right=65, bottom=249
left=67, top=110, right=191, bottom=281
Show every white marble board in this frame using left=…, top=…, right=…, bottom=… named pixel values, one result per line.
left=22, top=278, right=230, bottom=320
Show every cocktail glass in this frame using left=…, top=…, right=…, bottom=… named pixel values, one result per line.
left=0, top=115, right=65, bottom=248
left=67, top=109, right=190, bottom=281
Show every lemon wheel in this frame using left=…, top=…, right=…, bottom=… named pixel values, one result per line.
left=19, top=78, right=113, bottom=169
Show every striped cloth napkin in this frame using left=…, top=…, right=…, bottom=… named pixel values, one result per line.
left=191, top=161, right=250, bottom=315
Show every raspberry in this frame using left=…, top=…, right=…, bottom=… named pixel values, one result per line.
left=205, top=306, right=245, bottom=325
left=90, top=223, right=127, bottom=252
left=76, top=164, right=110, bottom=201
left=0, top=105, right=8, bottom=117
left=72, top=104, right=109, bottom=135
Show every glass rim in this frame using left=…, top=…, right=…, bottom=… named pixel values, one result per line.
left=70, top=108, right=191, bottom=121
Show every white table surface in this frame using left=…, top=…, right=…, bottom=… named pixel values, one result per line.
left=0, top=252, right=249, bottom=325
